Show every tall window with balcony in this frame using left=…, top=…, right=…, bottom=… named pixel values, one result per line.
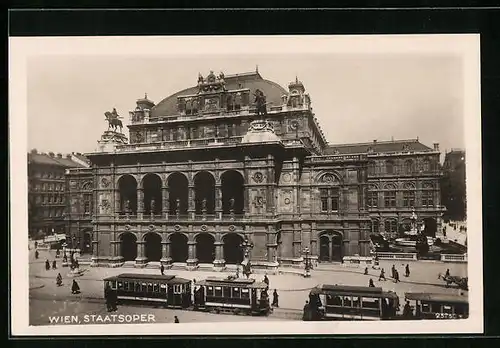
left=83, top=193, right=92, bottom=215
left=320, top=188, right=340, bottom=212
left=403, top=191, right=416, bottom=207
left=404, top=160, right=414, bottom=174
left=383, top=184, right=397, bottom=208
left=367, top=188, right=378, bottom=208
left=421, top=184, right=434, bottom=207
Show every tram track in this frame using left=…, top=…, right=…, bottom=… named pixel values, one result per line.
left=29, top=292, right=304, bottom=320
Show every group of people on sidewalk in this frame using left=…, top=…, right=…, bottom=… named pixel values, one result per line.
left=364, top=263, right=411, bottom=287
left=262, top=274, right=279, bottom=308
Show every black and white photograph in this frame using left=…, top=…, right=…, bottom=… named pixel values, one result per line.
left=9, top=35, right=482, bottom=335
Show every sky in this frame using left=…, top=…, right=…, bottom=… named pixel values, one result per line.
left=27, top=48, right=465, bottom=158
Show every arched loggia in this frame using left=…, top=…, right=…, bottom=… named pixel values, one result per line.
left=118, top=175, right=138, bottom=215
left=195, top=234, right=215, bottom=263
left=142, top=174, right=162, bottom=215
left=221, top=170, right=245, bottom=215
left=194, top=172, right=215, bottom=214
left=170, top=233, right=188, bottom=262
left=168, top=173, right=188, bottom=215
left=144, top=232, right=162, bottom=262
left=223, top=234, right=244, bottom=264
left=120, top=232, right=137, bottom=262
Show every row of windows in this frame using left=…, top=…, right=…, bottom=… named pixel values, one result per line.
left=367, top=191, right=434, bottom=208
left=206, top=285, right=250, bottom=299
left=132, top=123, right=245, bottom=144
left=30, top=207, right=66, bottom=218
left=368, top=159, right=438, bottom=175
left=32, top=171, right=65, bottom=179
left=35, top=194, right=66, bottom=204
left=30, top=182, right=65, bottom=192
left=108, top=280, right=187, bottom=294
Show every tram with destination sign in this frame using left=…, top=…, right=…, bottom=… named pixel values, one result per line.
left=194, top=277, right=271, bottom=316
left=403, top=292, right=469, bottom=319
left=303, top=284, right=399, bottom=321
left=103, top=273, right=192, bottom=308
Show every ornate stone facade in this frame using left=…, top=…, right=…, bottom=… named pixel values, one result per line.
left=69, top=70, right=444, bottom=270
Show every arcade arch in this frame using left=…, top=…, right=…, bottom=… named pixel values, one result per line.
left=169, top=233, right=188, bottom=262
left=120, top=232, right=137, bottom=262
left=143, top=174, right=162, bottom=215
left=223, top=233, right=244, bottom=264
left=194, top=172, right=215, bottom=214
left=118, top=175, right=137, bottom=215
left=195, top=233, right=215, bottom=263
left=168, top=173, right=188, bottom=215
left=144, top=232, right=162, bottom=262
left=221, top=170, right=244, bottom=215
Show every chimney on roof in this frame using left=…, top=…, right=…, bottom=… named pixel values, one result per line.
left=433, top=143, right=440, bottom=151
left=57, top=153, right=62, bottom=158
left=66, top=154, right=71, bottom=159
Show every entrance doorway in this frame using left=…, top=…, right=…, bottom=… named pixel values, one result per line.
left=223, top=234, right=244, bottom=264
left=170, top=233, right=188, bottom=262
left=423, top=217, right=438, bottom=237
left=120, top=233, right=137, bottom=261
left=196, top=234, right=215, bottom=263
left=82, top=232, right=92, bottom=254
left=318, top=231, right=343, bottom=262
left=144, top=233, right=162, bottom=262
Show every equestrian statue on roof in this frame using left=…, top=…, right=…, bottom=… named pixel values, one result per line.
left=104, top=108, right=123, bottom=133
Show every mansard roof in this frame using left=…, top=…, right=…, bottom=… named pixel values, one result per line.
left=28, top=151, right=86, bottom=168
left=324, top=139, right=434, bottom=155
left=150, top=71, right=288, bottom=117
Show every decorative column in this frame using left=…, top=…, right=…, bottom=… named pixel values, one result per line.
left=114, top=189, right=120, bottom=217
left=266, top=226, right=279, bottom=271
left=162, top=186, right=169, bottom=219
left=215, top=184, right=222, bottom=219
left=188, top=185, right=195, bottom=219
left=90, top=225, right=99, bottom=267
left=137, top=188, right=144, bottom=219
left=160, top=239, right=172, bottom=268
left=213, top=241, right=225, bottom=271
left=186, top=240, right=198, bottom=269
left=109, top=240, right=123, bottom=267
left=135, top=240, right=147, bottom=266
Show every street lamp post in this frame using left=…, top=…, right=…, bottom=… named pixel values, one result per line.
left=240, top=237, right=254, bottom=278
left=302, top=247, right=311, bottom=278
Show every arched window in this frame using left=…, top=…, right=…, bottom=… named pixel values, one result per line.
left=422, top=183, right=434, bottom=206
left=320, top=188, right=340, bottom=212
left=422, top=159, right=431, bottom=172
left=367, top=186, right=378, bottom=208
left=368, top=161, right=376, bottom=175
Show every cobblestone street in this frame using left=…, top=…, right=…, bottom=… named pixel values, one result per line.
left=30, top=248, right=468, bottom=322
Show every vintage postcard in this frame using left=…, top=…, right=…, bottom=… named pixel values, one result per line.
left=9, top=35, right=482, bottom=336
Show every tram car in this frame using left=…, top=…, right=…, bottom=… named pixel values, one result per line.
left=194, top=277, right=271, bottom=316
left=403, top=292, right=469, bottom=319
left=303, top=284, right=399, bottom=321
left=103, top=273, right=192, bottom=309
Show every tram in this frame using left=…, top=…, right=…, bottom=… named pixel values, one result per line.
left=403, top=292, right=469, bottom=319
left=303, top=284, right=399, bottom=321
left=194, top=277, right=271, bottom=316
left=103, top=273, right=192, bottom=308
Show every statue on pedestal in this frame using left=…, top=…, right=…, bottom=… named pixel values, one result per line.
left=201, top=198, right=207, bottom=215
left=254, top=89, right=268, bottom=116
left=176, top=198, right=181, bottom=216
left=150, top=198, right=156, bottom=215
left=104, top=108, right=123, bottom=133
left=229, top=197, right=235, bottom=214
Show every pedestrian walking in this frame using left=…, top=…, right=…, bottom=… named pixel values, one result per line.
left=378, top=268, right=386, bottom=281
left=369, top=278, right=375, bottom=287
left=364, top=267, right=368, bottom=275
left=105, top=283, right=113, bottom=312
left=71, top=279, right=81, bottom=294
left=272, top=289, right=279, bottom=307
left=56, top=273, right=62, bottom=287
left=45, top=259, right=50, bottom=271
left=174, top=316, right=179, bottom=323
left=35, top=250, right=39, bottom=259
left=52, top=260, right=57, bottom=269
left=445, top=268, right=450, bottom=278
left=405, top=264, right=410, bottom=277
left=35, top=241, right=38, bottom=249
left=160, top=264, right=164, bottom=275
left=263, top=274, right=269, bottom=289
left=394, top=269, right=400, bottom=283
left=391, top=264, right=396, bottom=279
left=302, top=301, right=310, bottom=321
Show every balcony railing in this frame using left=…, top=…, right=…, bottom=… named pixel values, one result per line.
left=114, top=137, right=244, bottom=153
